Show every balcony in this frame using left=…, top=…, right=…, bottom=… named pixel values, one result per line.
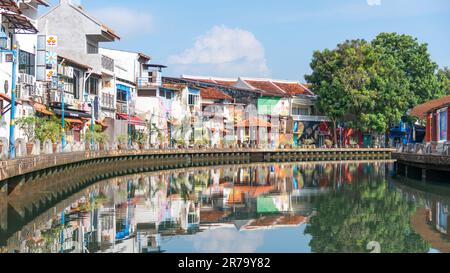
left=137, top=77, right=161, bottom=90
left=292, top=115, right=331, bottom=122
left=101, top=55, right=115, bottom=74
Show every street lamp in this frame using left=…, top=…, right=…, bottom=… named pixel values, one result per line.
left=0, top=30, right=18, bottom=159
left=59, top=79, right=66, bottom=152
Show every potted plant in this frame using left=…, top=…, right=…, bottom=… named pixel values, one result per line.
left=97, top=132, right=109, bottom=151
left=34, top=117, right=61, bottom=153
left=16, top=116, right=40, bottom=155
left=84, top=125, right=109, bottom=151
left=117, top=134, right=128, bottom=150
left=325, top=139, right=333, bottom=148
left=134, top=130, right=148, bottom=150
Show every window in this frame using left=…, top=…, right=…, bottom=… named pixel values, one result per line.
left=87, top=40, right=98, bottom=54
left=73, top=70, right=80, bottom=99
left=138, top=89, right=157, bottom=97
left=159, top=89, right=173, bottom=99
left=188, top=93, right=199, bottom=106
left=438, top=109, right=448, bottom=142
left=117, top=89, right=127, bottom=102
left=86, top=77, right=99, bottom=95
left=19, top=50, right=35, bottom=76
left=292, top=107, right=310, bottom=116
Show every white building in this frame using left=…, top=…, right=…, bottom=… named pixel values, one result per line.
left=0, top=0, right=49, bottom=152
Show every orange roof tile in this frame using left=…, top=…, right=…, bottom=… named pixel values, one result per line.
left=215, top=80, right=237, bottom=86
left=411, top=95, right=450, bottom=119
left=201, top=87, right=232, bottom=101
left=245, top=80, right=285, bottom=96
left=273, top=82, right=313, bottom=96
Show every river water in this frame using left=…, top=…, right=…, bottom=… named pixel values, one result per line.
left=1, top=161, right=449, bottom=253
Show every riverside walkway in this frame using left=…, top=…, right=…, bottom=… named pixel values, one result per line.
left=0, top=147, right=394, bottom=185
left=392, top=143, right=450, bottom=183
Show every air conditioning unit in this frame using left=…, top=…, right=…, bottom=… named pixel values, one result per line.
left=18, top=73, right=35, bottom=86
left=50, top=91, right=60, bottom=103
left=65, top=94, right=74, bottom=105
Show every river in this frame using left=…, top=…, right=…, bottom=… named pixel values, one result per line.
left=1, top=160, right=449, bottom=253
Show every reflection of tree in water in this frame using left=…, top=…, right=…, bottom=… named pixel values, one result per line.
left=304, top=179, right=430, bottom=253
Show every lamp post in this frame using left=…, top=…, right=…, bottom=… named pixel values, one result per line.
left=166, top=112, right=172, bottom=148
left=59, top=79, right=66, bottom=152
left=0, top=31, right=18, bottom=159
left=127, top=87, right=132, bottom=149
left=84, top=85, right=95, bottom=151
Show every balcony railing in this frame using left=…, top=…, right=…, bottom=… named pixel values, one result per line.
left=292, top=115, right=331, bottom=122
left=101, top=55, right=115, bottom=73
left=137, top=77, right=160, bottom=89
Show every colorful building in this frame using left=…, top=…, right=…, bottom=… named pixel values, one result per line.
left=411, top=95, right=450, bottom=152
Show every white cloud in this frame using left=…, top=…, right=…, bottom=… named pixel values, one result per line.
left=367, top=0, right=382, bottom=6
left=90, top=7, right=153, bottom=38
left=168, top=25, right=269, bottom=77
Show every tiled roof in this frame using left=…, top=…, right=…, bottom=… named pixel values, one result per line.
left=182, top=76, right=237, bottom=87
left=200, top=211, right=230, bottom=223
left=272, top=82, right=313, bottom=96
left=215, top=80, right=237, bottom=86
left=411, top=95, right=450, bottom=119
left=201, top=87, right=232, bottom=101
left=244, top=80, right=286, bottom=96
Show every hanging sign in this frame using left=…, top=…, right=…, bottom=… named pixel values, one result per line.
left=45, top=51, right=58, bottom=66
left=46, top=69, right=57, bottom=81
left=5, top=53, right=14, bottom=63
left=46, top=35, right=58, bottom=47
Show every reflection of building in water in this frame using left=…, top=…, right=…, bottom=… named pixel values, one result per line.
left=397, top=183, right=450, bottom=253
left=427, top=201, right=450, bottom=236
left=2, top=162, right=388, bottom=253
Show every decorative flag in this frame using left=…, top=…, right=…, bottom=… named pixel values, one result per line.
left=45, top=51, right=57, bottom=66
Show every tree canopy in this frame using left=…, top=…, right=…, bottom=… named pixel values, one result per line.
left=306, top=33, right=445, bottom=136
left=304, top=178, right=430, bottom=253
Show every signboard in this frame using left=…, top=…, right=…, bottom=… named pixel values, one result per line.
left=45, top=51, right=57, bottom=66
left=5, top=53, right=13, bottom=63
left=46, top=35, right=58, bottom=47
left=46, top=69, right=57, bottom=81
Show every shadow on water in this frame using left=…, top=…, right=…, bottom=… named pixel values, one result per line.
left=0, top=160, right=449, bottom=253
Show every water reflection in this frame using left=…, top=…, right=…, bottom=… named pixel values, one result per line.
left=0, top=161, right=449, bottom=253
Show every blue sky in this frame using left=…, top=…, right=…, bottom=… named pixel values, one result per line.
left=44, top=0, right=450, bottom=82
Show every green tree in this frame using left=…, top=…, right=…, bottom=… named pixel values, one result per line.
left=372, top=33, right=443, bottom=106
left=437, top=67, right=450, bottom=95
left=306, top=39, right=410, bottom=141
left=306, top=40, right=376, bottom=144
left=304, top=179, right=430, bottom=253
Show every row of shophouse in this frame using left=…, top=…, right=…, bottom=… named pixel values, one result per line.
left=0, top=0, right=333, bottom=150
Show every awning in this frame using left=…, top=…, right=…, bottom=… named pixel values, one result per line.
left=83, top=118, right=109, bottom=129
left=33, top=103, right=54, bottom=116
left=236, top=117, right=272, bottom=128
left=53, top=108, right=92, bottom=119
left=64, top=118, right=84, bottom=124
left=0, top=0, right=20, bottom=13
left=1, top=12, right=38, bottom=34
left=117, top=113, right=145, bottom=126
left=0, top=93, right=21, bottom=105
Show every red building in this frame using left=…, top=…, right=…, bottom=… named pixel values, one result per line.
left=411, top=95, right=450, bottom=145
